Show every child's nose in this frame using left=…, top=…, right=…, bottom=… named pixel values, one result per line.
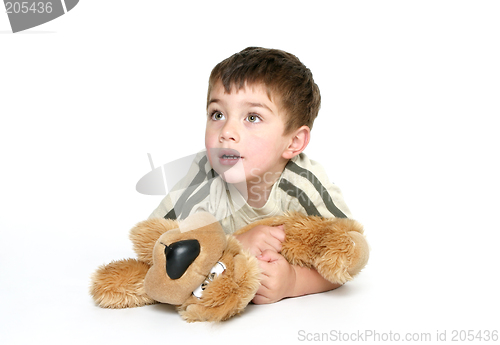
left=219, top=122, right=240, bottom=143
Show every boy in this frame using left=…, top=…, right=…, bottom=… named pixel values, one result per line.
left=149, top=47, right=355, bottom=304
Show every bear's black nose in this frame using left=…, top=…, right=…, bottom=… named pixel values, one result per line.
left=164, top=239, right=200, bottom=280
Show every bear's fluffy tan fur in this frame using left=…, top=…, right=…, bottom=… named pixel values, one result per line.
left=90, top=212, right=369, bottom=322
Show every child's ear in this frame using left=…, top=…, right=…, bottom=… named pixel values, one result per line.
left=282, top=126, right=310, bottom=160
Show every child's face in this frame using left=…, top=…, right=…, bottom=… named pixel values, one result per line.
left=205, top=81, right=294, bottom=189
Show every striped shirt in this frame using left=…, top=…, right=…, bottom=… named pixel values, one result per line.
left=148, top=151, right=352, bottom=234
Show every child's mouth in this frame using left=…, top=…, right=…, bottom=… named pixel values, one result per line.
left=217, top=149, right=242, bottom=166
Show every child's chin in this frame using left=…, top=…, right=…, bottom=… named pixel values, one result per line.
left=219, top=170, right=247, bottom=185
left=211, top=156, right=247, bottom=185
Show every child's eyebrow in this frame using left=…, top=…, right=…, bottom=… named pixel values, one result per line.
left=244, top=102, right=273, bottom=113
left=207, top=99, right=274, bottom=114
left=208, top=98, right=220, bottom=105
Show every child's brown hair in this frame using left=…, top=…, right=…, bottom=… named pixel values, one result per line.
left=207, top=47, right=321, bottom=134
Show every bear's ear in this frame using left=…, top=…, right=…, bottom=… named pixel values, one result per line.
left=130, top=218, right=180, bottom=265
left=144, top=212, right=227, bottom=305
left=90, top=258, right=156, bottom=309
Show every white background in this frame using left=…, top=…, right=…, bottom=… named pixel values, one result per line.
left=1, top=1, right=499, bottom=344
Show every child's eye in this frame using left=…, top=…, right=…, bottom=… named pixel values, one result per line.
left=211, top=111, right=225, bottom=121
left=246, top=114, right=262, bottom=123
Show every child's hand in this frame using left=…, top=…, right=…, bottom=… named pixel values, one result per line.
left=252, top=249, right=297, bottom=304
left=234, top=224, right=285, bottom=257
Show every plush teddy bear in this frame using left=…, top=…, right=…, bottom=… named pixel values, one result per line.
left=90, top=212, right=369, bottom=322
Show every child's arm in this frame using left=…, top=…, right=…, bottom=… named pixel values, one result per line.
left=252, top=250, right=341, bottom=304
left=233, top=224, right=285, bottom=257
